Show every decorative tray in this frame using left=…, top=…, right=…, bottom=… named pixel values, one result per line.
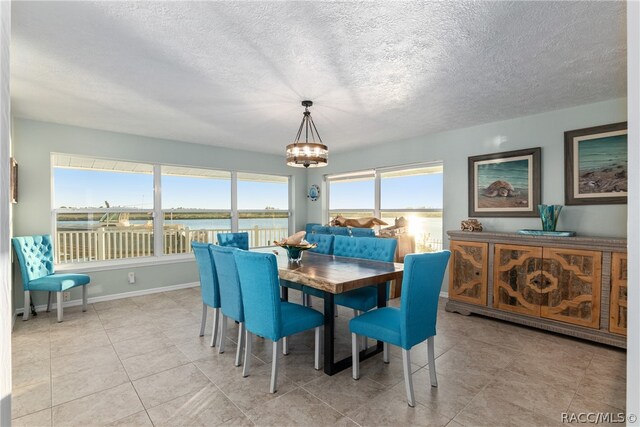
left=517, top=229, right=576, bottom=237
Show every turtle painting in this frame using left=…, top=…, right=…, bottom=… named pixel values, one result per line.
left=483, top=180, right=517, bottom=197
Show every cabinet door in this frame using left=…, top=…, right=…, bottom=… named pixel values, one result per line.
left=449, top=240, right=488, bottom=305
left=610, top=252, right=627, bottom=336
left=541, top=248, right=602, bottom=329
left=493, top=244, right=543, bottom=317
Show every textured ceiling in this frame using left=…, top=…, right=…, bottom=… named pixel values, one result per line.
left=12, top=1, right=626, bottom=154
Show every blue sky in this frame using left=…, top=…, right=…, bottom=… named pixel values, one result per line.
left=55, top=169, right=443, bottom=211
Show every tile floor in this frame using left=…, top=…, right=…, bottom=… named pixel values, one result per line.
left=11, top=287, right=626, bottom=426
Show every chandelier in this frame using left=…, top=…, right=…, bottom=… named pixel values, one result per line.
left=286, top=100, right=328, bottom=168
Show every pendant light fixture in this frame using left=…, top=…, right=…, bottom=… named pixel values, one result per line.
left=286, top=100, right=328, bottom=168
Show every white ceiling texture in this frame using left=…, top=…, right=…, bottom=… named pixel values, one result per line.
left=11, top=1, right=626, bottom=155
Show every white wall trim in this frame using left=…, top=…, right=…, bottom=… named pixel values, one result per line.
left=14, top=282, right=199, bottom=315
left=439, top=291, right=448, bottom=299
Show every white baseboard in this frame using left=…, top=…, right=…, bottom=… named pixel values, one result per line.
left=14, top=282, right=199, bottom=315
left=440, top=291, right=449, bottom=299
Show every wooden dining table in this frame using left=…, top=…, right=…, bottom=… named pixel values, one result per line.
left=255, top=247, right=404, bottom=376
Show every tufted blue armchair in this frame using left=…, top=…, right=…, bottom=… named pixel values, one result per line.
left=217, top=232, right=249, bottom=250
left=350, top=251, right=450, bottom=406
left=349, top=228, right=375, bottom=237
left=12, top=235, right=91, bottom=323
left=192, top=242, right=221, bottom=347
left=306, top=234, right=334, bottom=255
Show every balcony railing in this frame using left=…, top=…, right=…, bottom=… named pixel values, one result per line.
left=55, top=226, right=289, bottom=264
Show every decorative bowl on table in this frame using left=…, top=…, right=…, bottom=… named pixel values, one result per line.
left=274, top=241, right=317, bottom=262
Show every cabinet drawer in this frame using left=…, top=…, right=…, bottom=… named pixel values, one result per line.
left=610, top=252, right=627, bottom=336
left=493, top=244, right=543, bottom=317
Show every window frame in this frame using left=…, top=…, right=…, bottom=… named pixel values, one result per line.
left=51, top=153, right=293, bottom=269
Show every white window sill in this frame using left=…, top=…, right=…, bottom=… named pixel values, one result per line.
left=55, top=254, right=196, bottom=273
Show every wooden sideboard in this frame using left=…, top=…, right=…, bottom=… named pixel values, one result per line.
left=446, top=231, right=627, bottom=348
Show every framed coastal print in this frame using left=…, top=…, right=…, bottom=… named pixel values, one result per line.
left=468, top=148, right=541, bottom=217
left=565, top=122, right=627, bottom=205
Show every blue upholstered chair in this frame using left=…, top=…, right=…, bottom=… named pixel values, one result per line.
left=349, top=228, right=375, bottom=238
left=350, top=251, right=451, bottom=407
left=234, top=250, right=324, bottom=393
left=306, top=234, right=334, bottom=255
left=192, top=242, right=221, bottom=347
left=333, top=236, right=397, bottom=313
left=12, top=235, right=91, bottom=323
left=209, top=245, right=246, bottom=366
left=305, top=223, right=321, bottom=236
left=217, top=232, right=249, bottom=250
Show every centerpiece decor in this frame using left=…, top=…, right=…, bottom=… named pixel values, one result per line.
left=274, top=231, right=317, bottom=262
left=538, top=204, right=562, bottom=231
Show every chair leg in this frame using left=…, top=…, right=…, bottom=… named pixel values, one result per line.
left=46, top=291, right=52, bottom=312
left=23, top=291, right=30, bottom=321
left=235, top=322, right=245, bottom=367
left=427, top=336, right=438, bottom=387
left=57, top=292, right=64, bottom=323
left=282, top=336, right=289, bottom=355
left=218, top=315, right=227, bottom=354
left=402, top=349, right=415, bottom=407
left=210, top=308, right=219, bottom=347
left=242, top=330, right=252, bottom=377
left=199, top=303, right=207, bottom=337
left=351, top=333, right=360, bottom=380
left=383, top=342, right=389, bottom=364
left=307, top=295, right=312, bottom=308
left=314, top=326, right=321, bottom=370
left=270, top=339, right=282, bottom=393
left=334, top=303, right=338, bottom=317
left=82, top=286, right=88, bottom=312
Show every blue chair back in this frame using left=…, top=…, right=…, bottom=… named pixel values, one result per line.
left=306, top=234, right=334, bottom=255
left=209, top=245, right=244, bottom=322
left=191, top=242, right=221, bottom=308
left=305, top=223, right=321, bottom=235
left=350, top=228, right=375, bottom=238
left=12, top=235, right=55, bottom=289
left=218, top=232, right=249, bottom=250
left=334, top=236, right=396, bottom=262
left=400, top=251, right=451, bottom=349
left=311, top=225, right=351, bottom=236
left=233, top=251, right=282, bottom=341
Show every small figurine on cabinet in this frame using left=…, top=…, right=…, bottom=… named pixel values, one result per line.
left=461, top=219, right=483, bottom=232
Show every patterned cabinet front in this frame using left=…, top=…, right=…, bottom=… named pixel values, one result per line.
left=610, top=252, right=628, bottom=335
left=449, top=240, right=488, bottom=305
left=493, top=244, right=543, bottom=317
left=540, top=248, right=602, bottom=329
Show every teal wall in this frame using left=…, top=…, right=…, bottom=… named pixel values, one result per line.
left=12, top=118, right=307, bottom=308
left=306, top=98, right=628, bottom=289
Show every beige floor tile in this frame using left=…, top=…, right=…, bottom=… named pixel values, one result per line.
left=12, top=317, right=52, bottom=335
left=576, top=373, right=626, bottom=410
left=50, top=344, right=120, bottom=378
left=147, top=383, right=248, bottom=426
left=356, top=353, right=421, bottom=387
left=112, top=332, right=172, bottom=360
left=52, top=359, right=129, bottom=406
left=92, top=298, right=138, bottom=312
left=132, top=363, right=213, bottom=409
left=121, top=345, right=190, bottom=380
left=588, top=354, right=626, bottom=379
left=173, top=336, right=224, bottom=362
left=505, top=350, right=588, bottom=390
left=99, top=312, right=152, bottom=331
left=194, top=349, right=265, bottom=386
left=453, top=390, right=561, bottom=427
left=566, top=394, right=627, bottom=426
left=12, top=379, right=52, bottom=420
left=348, top=387, right=451, bottom=427
left=105, top=323, right=160, bottom=344
left=247, top=388, right=346, bottom=426
left=13, top=357, right=51, bottom=388
left=214, top=363, right=297, bottom=412
left=50, top=330, right=111, bottom=358
left=52, top=383, right=144, bottom=427
left=107, top=411, right=154, bottom=427
left=12, top=408, right=52, bottom=427
left=12, top=339, right=51, bottom=365
left=303, top=369, right=388, bottom=416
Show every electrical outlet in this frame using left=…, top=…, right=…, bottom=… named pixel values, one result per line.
left=128, top=272, right=136, bottom=284
left=63, top=292, right=71, bottom=302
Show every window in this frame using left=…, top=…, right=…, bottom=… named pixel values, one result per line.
left=53, top=155, right=155, bottom=263
left=161, top=166, right=231, bottom=253
left=237, top=172, right=290, bottom=248
left=327, top=163, right=443, bottom=253
left=52, top=154, right=292, bottom=264
left=328, top=171, right=375, bottom=220
left=379, top=165, right=443, bottom=253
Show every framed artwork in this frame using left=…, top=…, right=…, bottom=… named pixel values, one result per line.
left=10, top=157, right=17, bottom=204
left=468, top=148, right=541, bottom=217
left=564, top=122, right=627, bottom=205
